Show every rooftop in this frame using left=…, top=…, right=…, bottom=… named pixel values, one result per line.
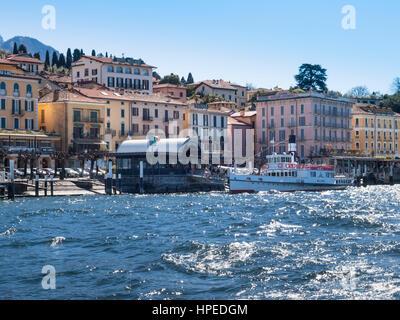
left=257, top=90, right=352, bottom=104
left=352, top=104, right=400, bottom=117
left=39, top=89, right=105, bottom=104
left=77, top=55, right=155, bottom=69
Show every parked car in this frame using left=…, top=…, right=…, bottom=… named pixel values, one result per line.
left=64, top=168, right=79, bottom=178
left=76, top=168, right=90, bottom=177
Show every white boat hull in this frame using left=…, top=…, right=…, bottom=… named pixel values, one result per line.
left=229, top=175, right=350, bottom=194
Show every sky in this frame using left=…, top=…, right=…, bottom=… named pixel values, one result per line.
left=0, top=0, right=399, bottom=94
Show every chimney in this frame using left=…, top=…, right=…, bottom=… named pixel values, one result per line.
left=53, top=89, right=60, bottom=102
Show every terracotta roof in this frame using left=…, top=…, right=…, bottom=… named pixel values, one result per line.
left=194, top=80, right=246, bottom=91
left=228, top=117, right=251, bottom=126
left=74, top=87, right=188, bottom=105
left=231, top=111, right=257, bottom=117
left=41, top=72, right=73, bottom=84
left=39, top=90, right=105, bottom=104
left=153, top=83, right=186, bottom=89
left=352, top=104, right=400, bottom=117
left=0, top=58, right=19, bottom=66
left=8, top=54, right=44, bottom=64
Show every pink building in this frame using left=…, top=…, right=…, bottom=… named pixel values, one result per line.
left=256, top=91, right=353, bottom=160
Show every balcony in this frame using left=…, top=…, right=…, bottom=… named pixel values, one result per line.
left=0, top=89, right=6, bottom=96
left=12, top=110, right=25, bottom=117
left=73, top=117, right=104, bottom=124
left=26, top=92, right=32, bottom=98
left=13, top=90, right=20, bottom=97
left=143, top=115, right=153, bottom=122
left=73, top=133, right=103, bottom=140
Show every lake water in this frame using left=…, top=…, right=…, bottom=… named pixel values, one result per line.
left=1, top=186, right=400, bottom=300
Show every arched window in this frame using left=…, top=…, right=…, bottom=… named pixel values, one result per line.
left=107, top=66, right=114, bottom=72
left=14, top=83, right=19, bottom=92
left=116, top=66, right=122, bottom=73
left=141, top=69, right=149, bottom=76
left=26, top=84, right=32, bottom=95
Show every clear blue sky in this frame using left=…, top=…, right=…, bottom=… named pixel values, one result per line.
left=1, top=0, right=399, bottom=94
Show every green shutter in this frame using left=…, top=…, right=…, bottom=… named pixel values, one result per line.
left=12, top=100, right=15, bottom=114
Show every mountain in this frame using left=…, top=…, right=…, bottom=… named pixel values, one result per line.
left=0, top=35, right=59, bottom=61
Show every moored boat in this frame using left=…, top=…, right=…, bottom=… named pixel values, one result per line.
left=229, top=153, right=354, bottom=194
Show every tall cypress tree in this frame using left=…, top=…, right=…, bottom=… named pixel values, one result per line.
left=66, top=48, right=72, bottom=69
left=33, top=52, right=41, bottom=60
left=45, top=50, right=50, bottom=70
left=58, top=53, right=66, bottom=68
left=13, top=42, right=18, bottom=54
left=73, top=49, right=81, bottom=62
left=52, top=51, right=58, bottom=67
left=91, top=49, right=96, bottom=56
left=187, top=73, right=194, bottom=84
left=18, top=44, right=27, bottom=54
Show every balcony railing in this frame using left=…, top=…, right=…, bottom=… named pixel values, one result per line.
left=12, top=110, right=25, bottom=117
left=0, top=89, right=6, bottom=96
left=13, top=90, right=20, bottom=97
left=73, top=133, right=103, bottom=140
left=143, top=116, right=153, bottom=122
left=73, top=117, right=104, bottom=124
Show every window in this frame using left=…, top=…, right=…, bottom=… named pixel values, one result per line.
left=132, top=107, right=139, bottom=116
left=92, top=69, right=98, bottom=76
left=120, top=123, right=125, bottom=136
left=174, top=111, right=179, bottom=120
left=26, top=84, right=32, bottom=96
left=155, top=109, right=158, bottom=118
left=107, top=77, right=115, bottom=87
left=14, top=83, right=19, bottom=94
left=84, top=69, right=89, bottom=77
left=291, top=105, right=294, bottom=115
left=1, top=117, right=6, bottom=129
left=125, top=67, right=131, bottom=74
left=299, top=117, right=306, bottom=126
left=73, top=110, right=81, bottom=122
left=0, top=82, right=6, bottom=95
left=301, top=104, right=304, bottom=114
left=77, top=72, right=80, bottom=78
left=25, top=118, right=34, bottom=130
left=14, top=118, right=19, bottom=129
left=121, top=109, right=125, bottom=118
left=107, top=66, right=114, bottom=72
left=280, top=106, right=284, bottom=116
left=141, top=69, right=149, bottom=76
left=279, top=130, right=286, bottom=142
left=107, top=108, right=111, bottom=117
left=1, top=99, right=5, bottom=110
left=116, top=66, right=123, bottom=73
left=134, top=68, right=140, bottom=75
left=271, top=107, right=274, bottom=116
left=262, top=108, right=265, bottom=117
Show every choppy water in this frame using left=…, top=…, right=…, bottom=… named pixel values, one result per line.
left=1, top=186, right=400, bottom=300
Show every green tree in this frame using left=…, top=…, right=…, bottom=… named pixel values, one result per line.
left=13, top=42, right=18, bottom=54
left=51, top=51, right=58, bottom=67
left=152, top=71, right=161, bottom=80
left=181, top=77, right=186, bottom=86
left=33, top=52, right=41, bottom=60
left=73, top=49, right=81, bottom=62
left=186, top=72, right=194, bottom=84
left=159, top=73, right=181, bottom=86
left=294, top=64, right=328, bottom=92
left=66, top=48, right=72, bottom=69
left=380, top=93, right=400, bottom=113
left=58, top=53, right=66, bottom=68
left=45, top=50, right=50, bottom=70
left=18, top=44, right=27, bottom=54
left=91, top=49, right=96, bottom=56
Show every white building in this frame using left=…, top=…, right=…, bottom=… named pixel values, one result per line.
left=71, top=55, right=155, bottom=94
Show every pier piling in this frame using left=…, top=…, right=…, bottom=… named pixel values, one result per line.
left=35, top=175, right=39, bottom=197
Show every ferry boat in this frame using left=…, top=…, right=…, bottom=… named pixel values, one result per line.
left=229, top=153, right=354, bottom=194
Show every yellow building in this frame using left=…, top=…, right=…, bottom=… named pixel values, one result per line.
left=352, top=104, right=400, bottom=157
left=0, top=58, right=39, bottom=131
left=38, top=89, right=107, bottom=153
left=74, top=87, right=188, bottom=152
